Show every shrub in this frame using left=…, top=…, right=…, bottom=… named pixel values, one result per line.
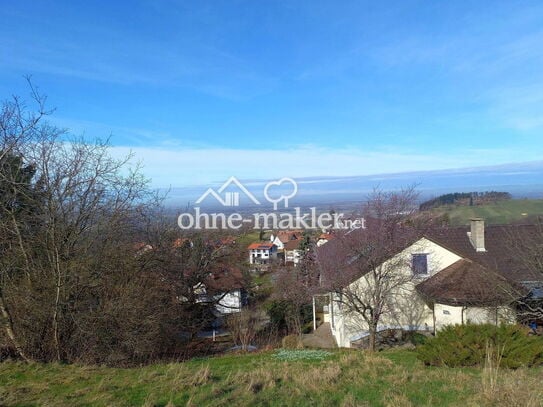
left=282, top=334, right=304, bottom=349
left=417, top=324, right=543, bottom=368
left=404, top=331, right=428, bottom=346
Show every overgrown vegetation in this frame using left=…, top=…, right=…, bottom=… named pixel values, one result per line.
left=0, top=83, right=249, bottom=365
left=1, top=349, right=541, bottom=406
left=417, top=324, right=543, bottom=368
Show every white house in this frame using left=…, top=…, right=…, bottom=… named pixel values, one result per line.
left=248, top=242, right=278, bottom=264
left=214, top=290, right=245, bottom=314
left=195, top=267, right=247, bottom=314
left=270, top=230, right=303, bottom=251
left=284, top=238, right=304, bottom=266
left=319, top=219, right=538, bottom=348
left=316, top=233, right=335, bottom=247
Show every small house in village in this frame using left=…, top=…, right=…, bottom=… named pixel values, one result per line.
left=283, top=238, right=304, bottom=266
left=198, top=267, right=247, bottom=314
left=248, top=242, right=278, bottom=264
left=270, top=230, right=303, bottom=250
left=316, top=233, right=335, bottom=247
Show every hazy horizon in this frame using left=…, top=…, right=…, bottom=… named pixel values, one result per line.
left=161, top=159, right=543, bottom=208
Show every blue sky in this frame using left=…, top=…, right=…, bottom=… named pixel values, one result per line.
left=1, top=1, right=543, bottom=187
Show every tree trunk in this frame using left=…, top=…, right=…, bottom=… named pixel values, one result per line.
left=0, top=289, right=31, bottom=362
left=368, top=322, right=378, bottom=352
left=52, top=248, right=62, bottom=362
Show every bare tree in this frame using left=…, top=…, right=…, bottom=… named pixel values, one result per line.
left=0, top=83, right=260, bottom=364
left=273, top=243, right=319, bottom=336
left=503, top=219, right=543, bottom=323
left=0, top=84, right=178, bottom=363
left=226, top=308, right=260, bottom=351
left=316, top=187, right=425, bottom=351
left=0, top=82, right=51, bottom=361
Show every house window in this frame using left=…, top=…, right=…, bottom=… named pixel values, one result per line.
left=412, top=254, right=428, bottom=275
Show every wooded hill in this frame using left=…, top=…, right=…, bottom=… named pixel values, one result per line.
left=419, top=191, right=512, bottom=211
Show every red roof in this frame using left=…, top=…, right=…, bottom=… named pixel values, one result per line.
left=275, top=230, right=303, bottom=243
left=283, top=238, right=303, bottom=250
left=318, top=233, right=335, bottom=240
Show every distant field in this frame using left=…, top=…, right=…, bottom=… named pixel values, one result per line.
left=1, top=349, right=541, bottom=406
left=236, top=230, right=266, bottom=247
left=431, top=199, right=543, bottom=226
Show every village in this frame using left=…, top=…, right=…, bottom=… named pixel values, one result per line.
left=177, top=213, right=543, bottom=352
left=3, top=1, right=543, bottom=405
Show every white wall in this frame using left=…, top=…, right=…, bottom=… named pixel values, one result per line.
left=271, top=236, right=285, bottom=250
left=316, top=239, right=329, bottom=247
left=249, top=246, right=277, bottom=264
left=434, top=304, right=464, bottom=330
left=434, top=303, right=516, bottom=331
left=215, top=290, right=242, bottom=314
left=285, top=249, right=302, bottom=264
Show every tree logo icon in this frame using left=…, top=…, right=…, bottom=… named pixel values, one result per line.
left=263, top=178, right=298, bottom=210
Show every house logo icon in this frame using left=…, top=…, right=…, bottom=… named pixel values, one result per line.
left=195, top=176, right=261, bottom=207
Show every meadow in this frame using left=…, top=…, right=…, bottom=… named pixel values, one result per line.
left=1, top=349, right=542, bottom=406
left=432, top=199, right=543, bottom=225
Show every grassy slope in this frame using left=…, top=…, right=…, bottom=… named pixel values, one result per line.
left=3, top=349, right=541, bottom=407
left=431, top=199, right=543, bottom=226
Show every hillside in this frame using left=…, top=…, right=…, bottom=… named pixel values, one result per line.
left=1, top=349, right=541, bottom=406
left=429, top=199, right=543, bottom=226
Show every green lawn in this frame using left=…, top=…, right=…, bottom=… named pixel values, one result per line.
left=236, top=230, right=266, bottom=248
left=1, top=349, right=541, bottom=406
left=431, top=199, right=543, bottom=226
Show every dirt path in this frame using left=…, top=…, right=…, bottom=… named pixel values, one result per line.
left=302, top=323, right=337, bottom=348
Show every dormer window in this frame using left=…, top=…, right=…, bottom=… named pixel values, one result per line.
left=412, top=253, right=428, bottom=275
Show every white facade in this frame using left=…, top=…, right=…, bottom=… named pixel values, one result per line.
left=270, top=232, right=302, bottom=251
left=215, top=289, right=243, bottom=314
left=316, top=239, right=329, bottom=247
left=285, top=248, right=303, bottom=265
left=194, top=286, right=244, bottom=315
left=271, top=236, right=286, bottom=250
left=433, top=303, right=515, bottom=331
left=248, top=245, right=277, bottom=264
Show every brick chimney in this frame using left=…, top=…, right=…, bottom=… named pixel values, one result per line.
left=469, top=218, right=486, bottom=252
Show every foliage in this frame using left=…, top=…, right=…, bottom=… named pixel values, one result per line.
left=404, top=331, right=428, bottom=346
left=266, top=300, right=313, bottom=335
left=416, top=324, right=543, bottom=368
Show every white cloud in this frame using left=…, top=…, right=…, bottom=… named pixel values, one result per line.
left=109, top=144, right=540, bottom=188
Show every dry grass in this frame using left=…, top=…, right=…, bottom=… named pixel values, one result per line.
left=1, top=349, right=542, bottom=406
left=479, top=367, right=543, bottom=406
left=472, top=342, right=543, bottom=407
